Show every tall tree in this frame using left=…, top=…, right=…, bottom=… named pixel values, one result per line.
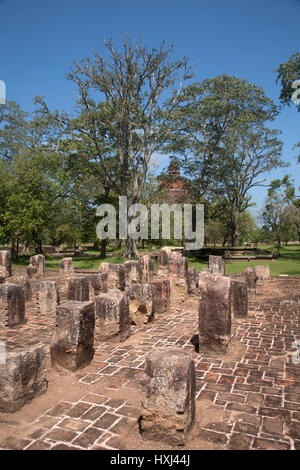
left=38, top=37, right=190, bottom=258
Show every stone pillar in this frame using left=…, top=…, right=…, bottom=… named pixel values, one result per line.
left=124, top=260, right=142, bottom=285
left=230, top=277, right=248, bottom=319
left=140, top=255, right=154, bottom=283
left=126, top=283, right=153, bottom=325
left=37, top=281, right=59, bottom=316
left=157, top=247, right=171, bottom=277
left=0, top=283, right=25, bottom=328
left=88, top=272, right=108, bottom=301
left=168, top=253, right=188, bottom=302
left=209, top=255, right=225, bottom=275
left=140, top=348, right=196, bottom=446
left=67, top=276, right=89, bottom=301
left=187, top=266, right=197, bottom=295
left=59, top=257, right=74, bottom=274
left=95, top=291, right=130, bottom=342
left=242, top=267, right=257, bottom=295
left=255, top=265, right=270, bottom=279
left=99, top=263, right=125, bottom=291
left=50, top=301, right=95, bottom=371
left=198, top=273, right=231, bottom=354
left=0, top=251, right=12, bottom=279
left=0, top=345, right=47, bottom=412
left=151, top=278, right=170, bottom=314
left=11, top=275, right=32, bottom=301
left=26, top=254, right=45, bottom=279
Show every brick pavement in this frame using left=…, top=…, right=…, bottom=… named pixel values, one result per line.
left=0, top=274, right=299, bottom=450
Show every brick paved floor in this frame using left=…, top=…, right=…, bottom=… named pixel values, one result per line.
left=0, top=274, right=299, bottom=450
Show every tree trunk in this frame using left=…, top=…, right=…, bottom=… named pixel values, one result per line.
left=100, top=239, right=107, bottom=259
left=21, top=240, right=29, bottom=255
left=11, top=237, right=18, bottom=261
left=124, top=238, right=139, bottom=259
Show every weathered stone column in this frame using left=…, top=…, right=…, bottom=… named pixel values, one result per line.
left=59, top=257, right=74, bottom=274
left=124, top=260, right=142, bottom=285
left=168, top=253, right=188, bottom=302
left=140, top=348, right=196, bottom=446
left=230, top=277, right=248, bottom=319
left=255, top=264, right=270, bottom=279
left=0, top=251, right=12, bottom=279
left=67, top=276, right=89, bottom=301
left=140, top=255, right=154, bottom=283
left=209, top=255, right=225, bottom=275
left=126, top=283, right=153, bottom=325
left=99, top=263, right=125, bottom=291
left=95, top=291, right=130, bottom=342
left=88, top=272, right=108, bottom=301
left=0, top=283, right=25, bottom=328
left=26, top=254, right=45, bottom=279
left=37, top=281, right=59, bottom=316
left=242, top=266, right=257, bottom=296
left=0, top=345, right=47, bottom=412
left=187, top=266, right=197, bottom=295
left=157, top=247, right=172, bottom=277
left=11, top=275, right=32, bottom=301
left=198, top=273, right=231, bottom=354
left=151, top=278, right=170, bottom=314
left=50, top=301, right=95, bottom=371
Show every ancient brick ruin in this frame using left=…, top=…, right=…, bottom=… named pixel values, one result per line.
left=0, top=249, right=299, bottom=451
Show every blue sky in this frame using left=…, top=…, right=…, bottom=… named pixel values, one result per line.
left=0, top=0, right=299, bottom=218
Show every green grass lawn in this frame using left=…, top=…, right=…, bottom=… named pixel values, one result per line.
left=12, top=243, right=300, bottom=276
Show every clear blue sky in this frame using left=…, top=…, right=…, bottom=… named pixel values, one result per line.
left=0, top=0, right=299, bottom=218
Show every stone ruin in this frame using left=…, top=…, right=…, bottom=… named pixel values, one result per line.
left=0, top=246, right=277, bottom=450
left=140, top=347, right=196, bottom=446
left=0, top=250, right=12, bottom=280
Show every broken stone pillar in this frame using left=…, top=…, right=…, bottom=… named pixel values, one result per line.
left=255, top=264, right=270, bottom=279
left=95, top=291, right=130, bottom=342
left=187, top=266, right=197, bottom=295
left=50, top=301, right=95, bottom=371
left=37, top=281, right=59, bottom=316
left=124, top=260, right=142, bottom=286
left=88, top=272, right=108, bottom=301
left=0, top=283, right=25, bottom=328
left=0, top=344, right=47, bottom=412
left=59, top=257, right=74, bottom=274
left=242, top=267, right=257, bottom=296
left=26, top=254, right=45, bottom=279
left=140, top=348, right=196, bottom=446
left=140, top=255, right=154, bottom=283
left=151, top=278, right=170, bottom=314
left=209, top=255, right=225, bottom=275
left=99, top=263, right=125, bottom=291
left=0, top=251, right=12, bottom=279
left=230, top=277, right=248, bottom=319
left=168, top=254, right=188, bottom=303
left=157, top=247, right=172, bottom=277
left=198, top=273, right=231, bottom=354
left=67, top=276, right=89, bottom=301
left=126, top=283, right=153, bottom=325
left=11, top=275, right=32, bottom=301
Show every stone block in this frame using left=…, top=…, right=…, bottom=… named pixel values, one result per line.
left=37, top=281, right=59, bottom=316
left=50, top=301, right=95, bottom=371
left=151, top=278, right=170, bottom=314
left=59, top=257, right=74, bottom=274
left=140, top=348, right=196, bottom=445
left=0, top=345, right=47, bottom=412
left=99, top=263, right=125, bottom=291
left=88, top=272, right=108, bottom=301
left=0, top=251, right=12, bottom=278
left=11, top=275, right=32, bottom=301
left=95, top=291, right=130, bottom=342
left=0, top=283, right=25, bottom=328
left=67, top=276, right=89, bottom=301
left=140, top=255, right=154, bottom=283
left=230, top=277, right=248, bottom=319
left=26, top=254, right=45, bottom=279
left=126, top=283, right=153, bottom=325
left=209, top=255, right=225, bottom=275
left=198, top=273, right=231, bottom=354
left=124, top=260, right=142, bottom=285
left=254, top=265, right=270, bottom=279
